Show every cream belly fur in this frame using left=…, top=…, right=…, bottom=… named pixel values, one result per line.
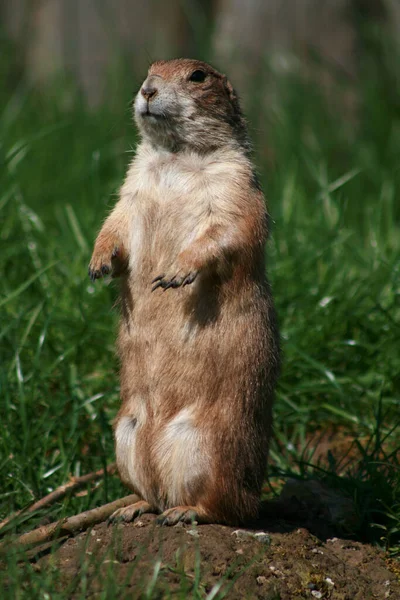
left=115, top=406, right=209, bottom=511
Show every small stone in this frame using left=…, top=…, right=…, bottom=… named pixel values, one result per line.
left=231, top=529, right=270, bottom=544
left=254, top=532, right=271, bottom=545
left=311, top=592, right=322, bottom=599
left=269, top=565, right=284, bottom=577
left=325, top=577, right=334, bottom=586
left=256, top=576, right=268, bottom=586
left=186, top=528, right=199, bottom=537
left=327, top=537, right=338, bottom=543
left=231, top=529, right=254, bottom=540
left=312, top=548, right=324, bottom=554
left=134, top=520, right=146, bottom=527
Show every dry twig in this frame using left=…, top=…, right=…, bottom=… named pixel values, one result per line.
left=0, top=463, right=117, bottom=532
left=1, top=494, right=139, bottom=550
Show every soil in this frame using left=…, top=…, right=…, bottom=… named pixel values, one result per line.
left=35, top=497, right=400, bottom=599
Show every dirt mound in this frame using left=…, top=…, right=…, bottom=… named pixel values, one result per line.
left=37, top=512, right=399, bottom=599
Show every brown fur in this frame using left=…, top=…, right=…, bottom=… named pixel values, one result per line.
left=89, top=59, right=280, bottom=525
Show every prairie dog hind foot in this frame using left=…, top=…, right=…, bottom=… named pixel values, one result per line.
left=156, top=506, right=209, bottom=526
left=108, top=502, right=210, bottom=527
left=108, top=500, right=157, bottom=524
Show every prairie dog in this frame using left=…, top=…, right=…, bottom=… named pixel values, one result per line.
left=89, top=58, right=280, bottom=525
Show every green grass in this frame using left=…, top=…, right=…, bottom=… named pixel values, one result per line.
left=1, top=31, right=400, bottom=598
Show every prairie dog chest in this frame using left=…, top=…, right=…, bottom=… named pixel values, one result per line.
left=125, top=146, right=246, bottom=265
left=133, top=146, right=238, bottom=214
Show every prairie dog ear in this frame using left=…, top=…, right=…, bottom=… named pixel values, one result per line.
left=222, top=76, right=236, bottom=101
left=222, top=76, right=241, bottom=113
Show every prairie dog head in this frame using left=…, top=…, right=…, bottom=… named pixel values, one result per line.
left=134, top=59, right=249, bottom=154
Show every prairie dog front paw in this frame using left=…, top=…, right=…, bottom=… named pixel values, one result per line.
left=151, top=249, right=201, bottom=291
left=89, top=241, right=126, bottom=282
left=151, top=270, right=198, bottom=291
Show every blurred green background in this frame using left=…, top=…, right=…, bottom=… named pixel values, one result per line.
left=0, top=0, right=399, bottom=572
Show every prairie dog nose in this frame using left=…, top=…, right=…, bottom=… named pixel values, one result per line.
left=141, top=76, right=159, bottom=101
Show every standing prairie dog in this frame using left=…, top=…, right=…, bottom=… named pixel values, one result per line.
left=89, top=58, right=280, bottom=526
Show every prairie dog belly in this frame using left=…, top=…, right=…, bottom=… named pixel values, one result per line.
left=115, top=284, right=268, bottom=510
left=119, top=278, right=261, bottom=406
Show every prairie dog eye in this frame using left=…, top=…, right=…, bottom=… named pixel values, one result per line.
left=189, top=70, right=207, bottom=83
